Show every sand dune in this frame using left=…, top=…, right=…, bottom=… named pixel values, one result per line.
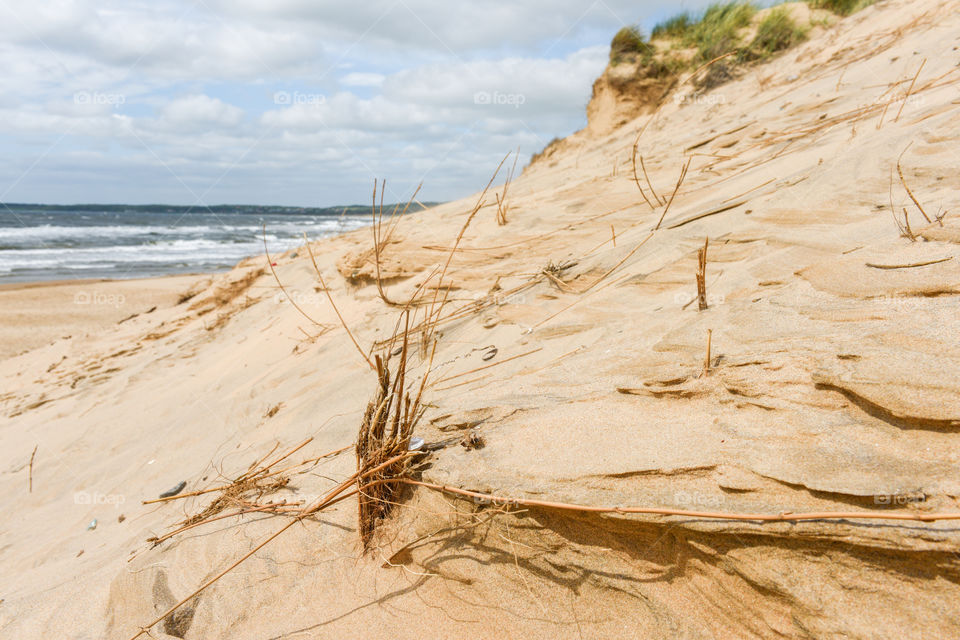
left=2, top=0, right=960, bottom=637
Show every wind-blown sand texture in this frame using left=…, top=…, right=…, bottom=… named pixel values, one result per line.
left=2, top=1, right=960, bottom=637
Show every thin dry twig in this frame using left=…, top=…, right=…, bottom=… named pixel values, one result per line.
left=302, top=233, right=375, bottom=370
left=496, top=148, right=520, bottom=225
left=902, top=208, right=916, bottom=241
left=630, top=140, right=656, bottom=210
left=703, top=329, right=713, bottom=376
left=640, top=155, right=664, bottom=206
left=28, top=445, right=37, bottom=493
left=866, top=257, right=952, bottom=270
left=372, top=180, right=424, bottom=306
left=697, top=237, right=709, bottom=311
left=894, top=58, right=925, bottom=123
left=262, top=226, right=330, bottom=331
left=654, top=156, right=692, bottom=230
left=889, top=168, right=915, bottom=241
left=897, top=144, right=932, bottom=223
left=400, top=479, right=960, bottom=523
left=418, top=154, right=510, bottom=347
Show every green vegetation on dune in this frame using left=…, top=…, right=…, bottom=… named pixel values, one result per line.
left=743, top=6, right=808, bottom=61
left=684, top=2, right=757, bottom=63
left=606, top=0, right=873, bottom=93
left=810, top=0, right=876, bottom=16
left=651, top=13, right=693, bottom=39
left=609, top=26, right=649, bottom=63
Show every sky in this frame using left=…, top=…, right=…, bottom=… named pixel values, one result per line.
left=0, top=0, right=717, bottom=207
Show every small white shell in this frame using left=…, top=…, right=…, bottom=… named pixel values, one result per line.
left=408, top=436, right=425, bottom=451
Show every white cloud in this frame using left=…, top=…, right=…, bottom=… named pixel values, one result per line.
left=0, top=0, right=717, bottom=205
left=159, top=95, right=245, bottom=130
left=341, top=72, right=386, bottom=88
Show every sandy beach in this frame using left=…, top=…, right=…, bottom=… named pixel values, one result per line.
left=3, top=1, right=960, bottom=638
left=0, top=276, right=203, bottom=359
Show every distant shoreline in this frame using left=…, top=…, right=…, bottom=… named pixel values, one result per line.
left=0, top=272, right=212, bottom=291
left=0, top=202, right=440, bottom=216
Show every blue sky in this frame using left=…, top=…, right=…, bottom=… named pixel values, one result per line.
left=0, top=0, right=717, bottom=207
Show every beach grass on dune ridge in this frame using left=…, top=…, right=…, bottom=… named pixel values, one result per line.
left=810, top=0, right=876, bottom=16
left=684, top=2, right=758, bottom=63
left=742, top=6, right=809, bottom=61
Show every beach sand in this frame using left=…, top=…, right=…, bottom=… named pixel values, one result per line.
left=0, top=276, right=203, bottom=359
left=2, top=1, right=960, bottom=638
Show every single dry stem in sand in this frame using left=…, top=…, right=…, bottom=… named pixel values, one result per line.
left=703, top=329, right=713, bottom=377
left=495, top=148, right=520, bottom=225
left=654, top=156, right=692, bottom=230
left=261, top=227, right=331, bottom=332
left=630, top=141, right=657, bottom=209
left=897, top=144, right=932, bottom=224
left=697, top=237, right=709, bottom=311
left=28, top=444, right=37, bottom=493
left=372, top=179, right=424, bottom=306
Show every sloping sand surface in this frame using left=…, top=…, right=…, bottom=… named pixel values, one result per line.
left=3, top=1, right=960, bottom=637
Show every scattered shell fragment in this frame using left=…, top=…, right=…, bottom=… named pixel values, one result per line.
left=482, top=347, right=498, bottom=361
left=86, top=519, right=97, bottom=531
left=159, top=481, right=187, bottom=499
left=408, top=436, right=425, bottom=451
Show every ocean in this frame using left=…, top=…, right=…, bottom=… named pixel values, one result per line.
left=0, top=208, right=372, bottom=283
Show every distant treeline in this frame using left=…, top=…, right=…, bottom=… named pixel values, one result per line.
left=0, top=202, right=440, bottom=215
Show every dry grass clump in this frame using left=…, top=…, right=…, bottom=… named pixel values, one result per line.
left=141, top=438, right=319, bottom=548
left=356, top=313, right=434, bottom=548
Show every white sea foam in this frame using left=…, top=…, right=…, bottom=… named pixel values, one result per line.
left=0, top=214, right=370, bottom=280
